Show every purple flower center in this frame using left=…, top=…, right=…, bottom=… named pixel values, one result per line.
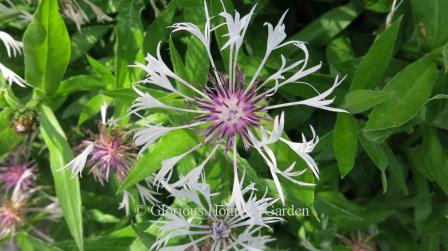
left=85, top=125, right=136, bottom=183
left=0, top=202, right=23, bottom=236
left=197, top=71, right=266, bottom=150
left=0, top=164, right=34, bottom=191
left=211, top=220, right=231, bottom=240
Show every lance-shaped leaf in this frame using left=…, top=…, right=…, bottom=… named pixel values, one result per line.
left=70, top=25, right=111, bottom=63
left=365, top=55, right=438, bottom=132
left=412, top=0, right=448, bottom=49
left=350, top=17, right=402, bottom=91
left=289, top=2, right=361, bottom=47
left=23, top=0, right=70, bottom=95
left=39, top=105, right=83, bottom=251
left=421, top=126, right=448, bottom=195
left=342, top=90, right=389, bottom=114
left=0, top=109, right=22, bottom=156
left=333, top=113, right=358, bottom=177
left=359, top=135, right=389, bottom=193
left=114, top=0, right=144, bottom=88
left=143, top=0, right=178, bottom=55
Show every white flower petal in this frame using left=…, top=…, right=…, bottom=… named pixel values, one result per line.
left=138, top=43, right=207, bottom=98
left=265, top=10, right=288, bottom=52
left=132, top=85, right=204, bottom=114
left=280, top=127, right=320, bottom=178
left=60, top=143, right=94, bottom=178
left=136, top=184, right=160, bottom=206
left=267, top=75, right=347, bottom=112
left=155, top=143, right=203, bottom=185
left=118, top=190, right=135, bottom=216
left=0, top=31, right=22, bottom=57
left=83, top=0, right=112, bottom=22
left=0, top=63, right=27, bottom=87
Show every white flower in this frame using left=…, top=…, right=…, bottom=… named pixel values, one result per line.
left=152, top=178, right=280, bottom=251
left=132, top=1, right=346, bottom=210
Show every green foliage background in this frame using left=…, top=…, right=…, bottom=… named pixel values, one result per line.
left=1, top=0, right=448, bottom=250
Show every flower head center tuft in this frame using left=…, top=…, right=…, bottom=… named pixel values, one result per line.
left=210, top=220, right=231, bottom=240
left=0, top=162, right=36, bottom=191
left=197, top=70, right=266, bottom=150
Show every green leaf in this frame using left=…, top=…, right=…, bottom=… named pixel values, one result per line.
left=342, top=90, right=389, bottom=114
left=315, top=191, right=364, bottom=220
left=86, top=55, right=115, bottom=86
left=289, top=2, right=361, bottom=47
left=86, top=209, right=120, bottom=224
left=78, top=94, right=108, bottom=125
left=23, top=0, right=70, bottom=95
left=359, top=134, right=389, bottom=193
left=0, top=126, right=23, bottom=156
left=102, top=88, right=137, bottom=105
left=385, top=146, right=409, bottom=196
left=185, top=33, right=210, bottom=85
left=118, top=129, right=198, bottom=193
left=359, top=0, right=393, bottom=13
left=168, top=37, right=190, bottom=94
left=326, top=35, right=355, bottom=65
left=407, top=146, right=434, bottom=181
left=365, top=55, right=438, bottom=131
left=443, top=42, right=448, bottom=73
left=143, top=0, right=177, bottom=55
left=58, top=75, right=107, bottom=95
left=114, top=0, right=144, bottom=88
left=16, top=231, right=62, bottom=251
left=131, top=223, right=156, bottom=248
left=412, top=0, right=448, bottom=49
left=316, top=191, right=393, bottom=231
left=350, top=17, right=402, bottom=90
left=0, top=109, right=22, bottom=156
left=333, top=113, right=358, bottom=177
left=421, top=126, right=448, bottom=195
left=39, top=104, right=83, bottom=251
left=70, top=25, right=111, bottom=62
left=413, top=173, right=432, bottom=233
left=210, top=0, right=234, bottom=67
left=56, top=237, right=135, bottom=251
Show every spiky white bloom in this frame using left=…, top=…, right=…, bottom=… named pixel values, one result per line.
left=152, top=175, right=280, bottom=251
left=59, top=0, right=112, bottom=31
left=132, top=1, right=346, bottom=211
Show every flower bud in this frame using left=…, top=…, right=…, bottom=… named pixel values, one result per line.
left=10, top=108, right=39, bottom=135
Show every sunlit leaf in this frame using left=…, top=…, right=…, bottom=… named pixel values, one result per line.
left=39, top=104, right=83, bottom=251
left=23, top=0, right=70, bottom=95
